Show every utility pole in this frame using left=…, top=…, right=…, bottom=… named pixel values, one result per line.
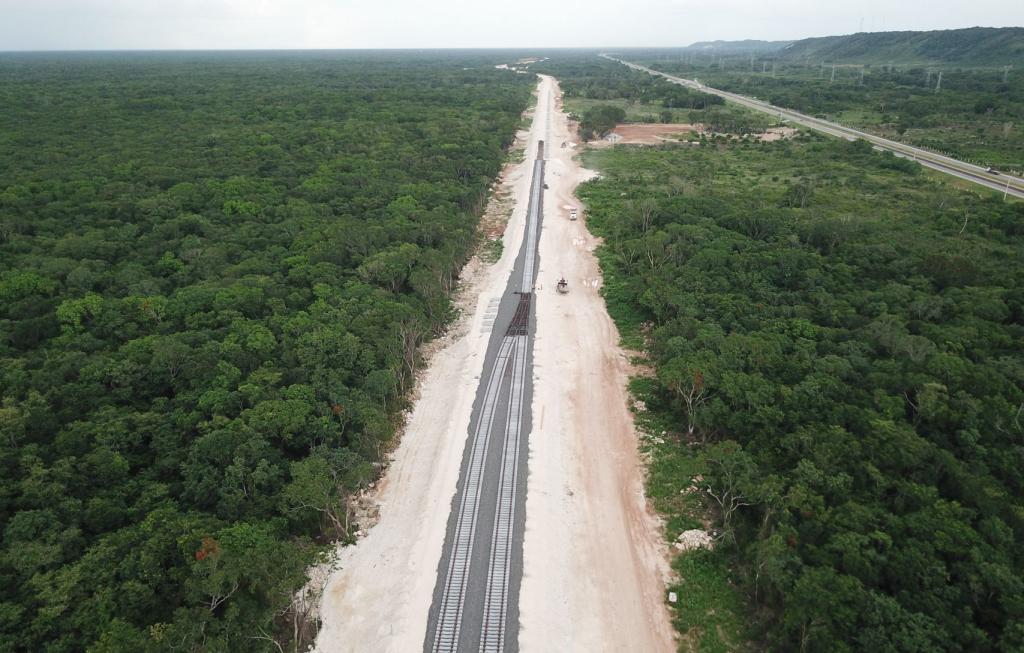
left=762, top=61, right=767, bottom=74
left=772, top=62, right=777, bottom=77
left=830, top=64, right=836, bottom=83
left=1003, top=65, right=1012, bottom=83
left=819, top=61, right=825, bottom=78
left=935, top=71, right=942, bottom=93
left=750, top=54, right=755, bottom=71
left=860, top=66, right=865, bottom=85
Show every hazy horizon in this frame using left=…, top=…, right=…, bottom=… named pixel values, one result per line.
left=1, top=0, right=1022, bottom=52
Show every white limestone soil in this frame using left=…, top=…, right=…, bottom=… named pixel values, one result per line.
left=517, top=76, right=676, bottom=652
left=313, top=76, right=552, bottom=653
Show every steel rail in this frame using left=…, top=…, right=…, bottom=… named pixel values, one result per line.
left=478, top=332, right=528, bottom=653
left=431, top=335, right=516, bottom=653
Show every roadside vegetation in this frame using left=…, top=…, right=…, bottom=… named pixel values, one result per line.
left=0, top=51, right=531, bottom=652
left=634, top=55, right=1024, bottom=171
left=579, top=134, right=1024, bottom=651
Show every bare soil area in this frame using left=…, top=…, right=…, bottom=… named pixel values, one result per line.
left=759, top=125, right=798, bottom=142
left=589, top=122, right=798, bottom=148
left=517, top=77, right=675, bottom=652
left=591, top=122, right=698, bottom=146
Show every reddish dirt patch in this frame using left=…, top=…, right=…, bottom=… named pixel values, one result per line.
left=596, top=123, right=698, bottom=146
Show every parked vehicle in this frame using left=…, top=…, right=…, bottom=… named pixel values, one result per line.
left=556, top=277, right=569, bottom=294
left=569, top=208, right=578, bottom=221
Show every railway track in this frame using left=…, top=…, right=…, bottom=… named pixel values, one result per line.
left=427, top=139, right=546, bottom=653
left=431, top=336, right=516, bottom=653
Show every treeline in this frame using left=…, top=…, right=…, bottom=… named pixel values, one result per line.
left=557, top=59, right=724, bottom=110
left=534, top=55, right=765, bottom=139
left=551, top=57, right=723, bottom=109
left=0, top=52, right=532, bottom=651
left=579, top=136, right=1024, bottom=651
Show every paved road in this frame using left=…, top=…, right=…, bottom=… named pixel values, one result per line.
left=604, top=55, right=1024, bottom=200
left=424, top=99, right=550, bottom=652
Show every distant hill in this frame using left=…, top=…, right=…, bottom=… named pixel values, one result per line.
left=777, top=26, right=1024, bottom=66
left=683, top=39, right=791, bottom=55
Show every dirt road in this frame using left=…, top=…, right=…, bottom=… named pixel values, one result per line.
left=517, top=77, right=675, bottom=652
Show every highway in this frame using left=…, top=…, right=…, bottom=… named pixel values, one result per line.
left=424, top=100, right=549, bottom=651
left=603, top=55, right=1024, bottom=200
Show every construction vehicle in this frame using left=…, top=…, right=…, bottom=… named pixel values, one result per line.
left=556, top=277, right=569, bottom=294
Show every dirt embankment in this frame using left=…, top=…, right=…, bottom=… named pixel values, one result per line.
left=517, top=77, right=676, bottom=652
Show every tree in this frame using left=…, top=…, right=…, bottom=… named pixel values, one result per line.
left=660, top=356, right=714, bottom=442
left=281, top=453, right=350, bottom=537
left=703, top=440, right=757, bottom=540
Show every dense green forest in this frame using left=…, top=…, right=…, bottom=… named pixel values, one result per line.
left=630, top=53, right=1024, bottom=170
left=0, top=51, right=531, bottom=652
left=579, top=134, right=1024, bottom=651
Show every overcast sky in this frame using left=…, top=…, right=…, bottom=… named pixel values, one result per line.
left=0, top=0, right=1021, bottom=51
